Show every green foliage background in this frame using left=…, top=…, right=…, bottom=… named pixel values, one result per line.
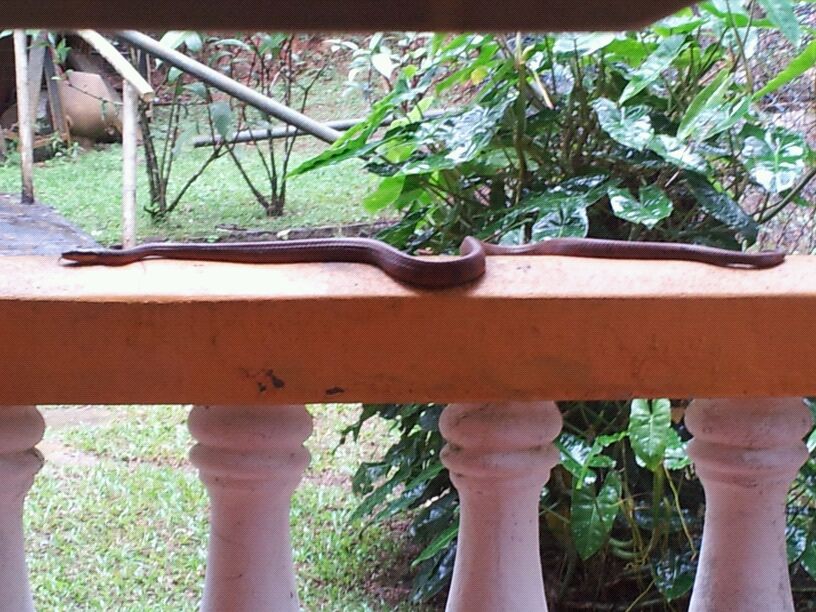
left=295, top=3, right=816, bottom=608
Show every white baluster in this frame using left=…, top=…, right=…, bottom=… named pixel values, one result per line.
left=0, top=405, right=44, bottom=612
left=440, top=401, right=562, bottom=612
left=687, top=397, right=812, bottom=612
left=188, top=404, right=312, bottom=612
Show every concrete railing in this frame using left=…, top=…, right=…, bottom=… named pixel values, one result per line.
left=1, top=255, right=815, bottom=611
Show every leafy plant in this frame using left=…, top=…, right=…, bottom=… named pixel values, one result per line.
left=297, top=1, right=816, bottom=607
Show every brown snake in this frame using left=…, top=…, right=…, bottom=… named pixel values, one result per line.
left=61, top=237, right=785, bottom=289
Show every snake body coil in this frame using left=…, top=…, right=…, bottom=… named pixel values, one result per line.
left=61, top=237, right=785, bottom=288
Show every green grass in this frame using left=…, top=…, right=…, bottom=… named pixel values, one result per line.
left=30, top=405, right=432, bottom=610
left=0, top=145, right=380, bottom=245
left=0, top=63, right=382, bottom=245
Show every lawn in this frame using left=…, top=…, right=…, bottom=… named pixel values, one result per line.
left=0, top=143, right=380, bottom=245
left=30, top=405, right=432, bottom=610
left=0, top=63, right=381, bottom=245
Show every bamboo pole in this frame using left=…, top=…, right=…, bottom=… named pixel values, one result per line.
left=73, top=30, right=154, bottom=101
left=121, top=81, right=138, bottom=248
left=13, top=30, right=34, bottom=204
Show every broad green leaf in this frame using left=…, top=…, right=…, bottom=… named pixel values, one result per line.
left=683, top=171, right=759, bottom=244
left=184, top=82, right=208, bottom=101
left=557, top=433, right=597, bottom=481
left=757, top=0, right=800, bottom=45
left=664, top=428, right=691, bottom=470
left=208, top=102, right=233, bottom=140
left=652, top=547, right=696, bottom=600
left=524, top=178, right=610, bottom=240
left=677, top=69, right=730, bottom=140
left=620, top=36, right=685, bottom=104
left=654, top=13, right=707, bottom=35
left=699, top=1, right=776, bottom=28
left=707, top=96, right=751, bottom=138
left=628, top=399, right=671, bottom=472
left=574, top=433, right=623, bottom=488
left=363, top=176, right=406, bottom=213
left=553, top=32, right=616, bottom=55
left=787, top=512, right=812, bottom=563
left=649, top=135, right=708, bottom=172
left=412, top=522, right=458, bottom=567
left=571, top=472, right=622, bottom=560
left=591, top=98, right=654, bottom=151
left=399, top=93, right=516, bottom=175
left=808, top=430, right=816, bottom=453
left=167, top=66, right=183, bottom=84
left=605, top=38, right=655, bottom=65
left=557, top=431, right=616, bottom=485
left=288, top=90, right=399, bottom=177
left=754, top=39, right=816, bottom=100
left=411, top=543, right=456, bottom=602
left=159, top=30, right=190, bottom=51
left=608, top=185, right=673, bottom=229
left=371, top=53, right=395, bottom=79
left=470, top=65, right=489, bottom=85
left=184, top=32, right=203, bottom=53
left=801, top=536, right=816, bottom=581
left=742, top=128, right=807, bottom=193
left=531, top=206, right=589, bottom=239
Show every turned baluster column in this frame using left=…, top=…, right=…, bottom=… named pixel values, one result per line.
left=188, top=404, right=312, bottom=612
left=0, top=405, right=45, bottom=612
left=440, top=401, right=562, bottom=612
left=687, top=398, right=812, bottom=612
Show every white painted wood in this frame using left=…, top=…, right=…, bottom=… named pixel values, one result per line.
left=687, top=397, right=812, bottom=612
left=440, top=401, right=562, bottom=612
left=121, top=80, right=138, bottom=248
left=0, top=406, right=45, bottom=612
left=73, top=30, right=153, bottom=101
left=13, top=30, right=34, bottom=204
left=188, top=404, right=312, bottom=612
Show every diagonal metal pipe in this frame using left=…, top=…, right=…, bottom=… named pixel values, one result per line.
left=116, top=30, right=342, bottom=144
left=191, top=109, right=450, bottom=147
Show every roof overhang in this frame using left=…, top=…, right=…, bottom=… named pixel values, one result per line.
left=5, top=0, right=696, bottom=31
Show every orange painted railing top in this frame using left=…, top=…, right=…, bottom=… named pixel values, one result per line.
left=1, top=255, right=815, bottom=404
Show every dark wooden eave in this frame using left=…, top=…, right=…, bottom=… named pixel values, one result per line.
left=6, top=0, right=696, bottom=31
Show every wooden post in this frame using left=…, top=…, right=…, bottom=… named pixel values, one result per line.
left=43, top=50, right=70, bottom=144
left=26, top=32, right=47, bottom=125
left=121, top=80, right=138, bottom=248
left=13, top=30, right=34, bottom=204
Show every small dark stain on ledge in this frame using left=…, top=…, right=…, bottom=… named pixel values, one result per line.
left=325, top=387, right=345, bottom=396
left=241, top=368, right=285, bottom=394
left=266, top=370, right=285, bottom=389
